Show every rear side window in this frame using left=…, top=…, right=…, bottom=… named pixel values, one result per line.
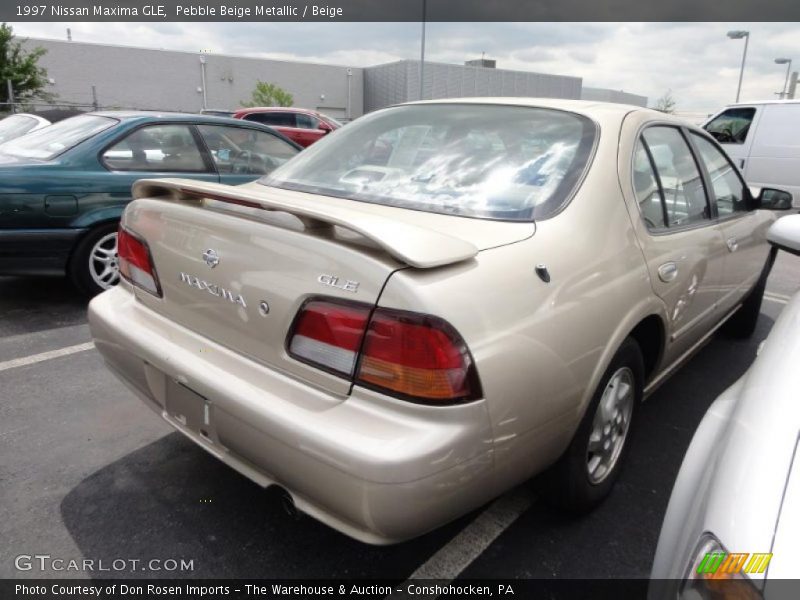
left=633, top=138, right=666, bottom=229
left=102, top=124, right=206, bottom=172
left=638, top=126, right=710, bottom=229
left=704, top=107, right=756, bottom=145
left=690, top=133, right=749, bottom=217
left=244, top=112, right=296, bottom=127
left=260, top=104, right=597, bottom=221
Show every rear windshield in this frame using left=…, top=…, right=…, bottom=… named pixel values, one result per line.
left=0, top=114, right=116, bottom=160
left=259, top=104, right=596, bottom=221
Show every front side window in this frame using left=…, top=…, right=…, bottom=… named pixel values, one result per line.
left=296, top=114, right=319, bottom=129
left=321, top=115, right=343, bottom=128
left=691, top=133, right=749, bottom=217
left=704, top=107, right=756, bottom=145
left=197, top=125, right=299, bottom=175
left=641, top=127, right=710, bottom=228
left=259, top=104, right=596, bottom=221
left=102, top=124, right=206, bottom=172
left=0, top=115, right=116, bottom=160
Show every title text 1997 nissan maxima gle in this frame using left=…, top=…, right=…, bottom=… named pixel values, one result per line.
left=88, top=98, right=791, bottom=544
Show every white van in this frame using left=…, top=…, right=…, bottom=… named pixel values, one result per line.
left=704, top=100, right=800, bottom=205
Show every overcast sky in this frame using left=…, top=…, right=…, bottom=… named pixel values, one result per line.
left=8, top=21, right=800, bottom=113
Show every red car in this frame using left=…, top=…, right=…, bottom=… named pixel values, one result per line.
left=232, top=107, right=341, bottom=147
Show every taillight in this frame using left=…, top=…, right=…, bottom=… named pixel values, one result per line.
left=117, top=226, right=161, bottom=297
left=357, top=310, right=480, bottom=403
left=287, top=299, right=371, bottom=377
left=287, top=297, right=481, bottom=404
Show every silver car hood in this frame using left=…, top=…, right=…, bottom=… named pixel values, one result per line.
left=766, top=438, right=800, bottom=581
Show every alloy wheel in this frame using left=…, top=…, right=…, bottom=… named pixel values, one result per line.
left=586, top=366, right=634, bottom=484
left=89, top=231, right=120, bottom=290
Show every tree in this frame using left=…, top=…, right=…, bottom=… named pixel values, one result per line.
left=0, top=23, right=54, bottom=107
left=653, top=89, right=676, bottom=114
left=240, top=81, right=294, bottom=108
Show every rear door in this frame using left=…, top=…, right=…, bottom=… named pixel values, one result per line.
left=630, top=125, right=727, bottom=360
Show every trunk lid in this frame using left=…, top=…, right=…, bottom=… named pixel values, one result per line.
left=124, top=178, right=534, bottom=396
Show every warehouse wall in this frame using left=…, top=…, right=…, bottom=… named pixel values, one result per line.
left=22, top=38, right=364, bottom=119
left=364, top=60, right=582, bottom=112
left=581, top=86, right=648, bottom=107
left=21, top=38, right=645, bottom=119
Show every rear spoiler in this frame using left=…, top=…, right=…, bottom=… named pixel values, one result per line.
left=132, top=179, right=478, bottom=269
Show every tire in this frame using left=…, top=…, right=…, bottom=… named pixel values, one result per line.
left=68, top=223, right=121, bottom=296
left=543, top=337, right=644, bottom=513
left=722, top=249, right=776, bottom=339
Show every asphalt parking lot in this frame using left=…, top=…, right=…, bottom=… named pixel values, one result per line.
left=1, top=254, right=798, bottom=582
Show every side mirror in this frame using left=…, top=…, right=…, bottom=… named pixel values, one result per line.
left=317, top=121, right=333, bottom=134
left=767, top=214, right=800, bottom=256
left=756, top=188, right=794, bottom=211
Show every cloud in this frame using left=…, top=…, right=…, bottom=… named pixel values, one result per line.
left=8, top=21, right=800, bottom=112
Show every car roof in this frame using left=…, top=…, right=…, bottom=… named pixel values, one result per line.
left=402, top=97, right=683, bottom=124
left=89, top=110, right=243, bottom=122
left=234, top=106, right=320, bottom=115
left=87, top=110, right=289, bottom=127
left=83, top=110, right=303, bottom=149
left=724, top=99, right=800, bottom=107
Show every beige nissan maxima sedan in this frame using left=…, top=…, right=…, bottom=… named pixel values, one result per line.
left=88, top=98, right=790, bottom=544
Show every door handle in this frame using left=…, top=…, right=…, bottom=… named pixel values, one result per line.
left=658, top=262, right=678, bottom=283
left=727, top=237, right=739, bottom=252
left=739, top=158, right=746, bottom=170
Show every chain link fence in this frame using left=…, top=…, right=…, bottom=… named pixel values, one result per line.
left=0, top=80, right=183, bottom=117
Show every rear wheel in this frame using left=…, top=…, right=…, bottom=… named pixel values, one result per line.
left=544, top=337, right=644, bottom=512
left=68, top=223, right=120, bottom=296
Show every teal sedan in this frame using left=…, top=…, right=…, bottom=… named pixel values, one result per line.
left=0, top=111, right=301, bottom=294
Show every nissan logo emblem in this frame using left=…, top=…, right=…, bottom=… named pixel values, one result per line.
left=202, top=249, right=220, bottom=268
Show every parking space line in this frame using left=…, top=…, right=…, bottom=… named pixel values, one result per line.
left=0, top=342, right=95, bottom=372
left=387, top=488, right=535, bottom=598
left=764, top=292, right=791, bottom=305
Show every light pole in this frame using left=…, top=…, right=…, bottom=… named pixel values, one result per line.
left=727, top=30, right=750, bottom=103
left=419, top=0, right=426, bottom=101
left=199, top=55, right=208, bottom=110
left=775, top=58, right=792, bottom=99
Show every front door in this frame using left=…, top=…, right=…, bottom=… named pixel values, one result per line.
left=194, top=124, right=301, bottom=186
left=688, top=131, right=771, bottom=314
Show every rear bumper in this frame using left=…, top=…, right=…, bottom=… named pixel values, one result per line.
left=88, top=285, right=496, bottom=544
left=0, top=228, right=86, bottom=275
